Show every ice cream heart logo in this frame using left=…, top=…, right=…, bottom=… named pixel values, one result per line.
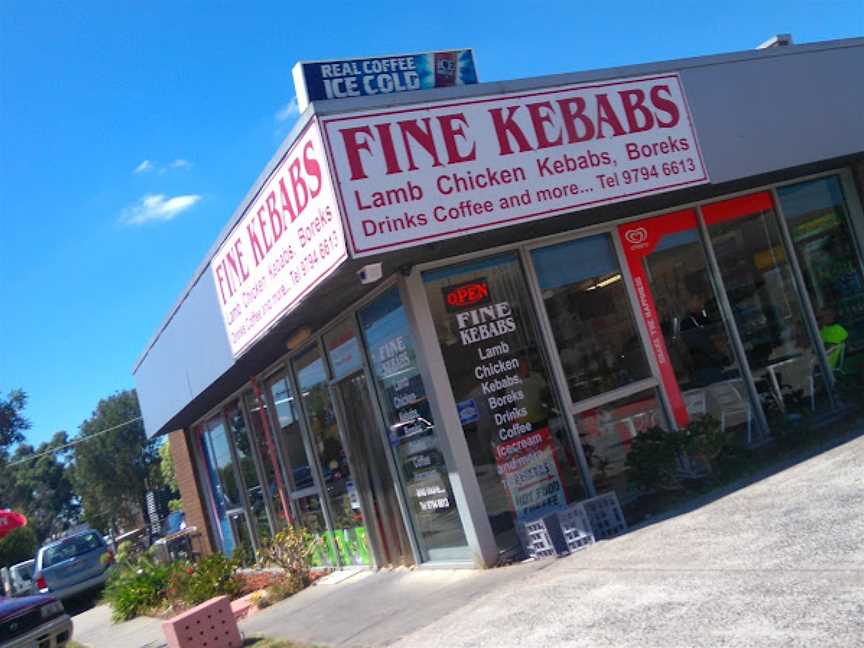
left=624, top=227, right=649, bottom=246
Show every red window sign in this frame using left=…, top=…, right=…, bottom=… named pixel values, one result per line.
left=443, top=279, right=491, bottom=311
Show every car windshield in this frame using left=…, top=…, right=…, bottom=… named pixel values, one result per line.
left=12, top=565, right=32, bottom=581
left=42, top=532, right=103, bottom=568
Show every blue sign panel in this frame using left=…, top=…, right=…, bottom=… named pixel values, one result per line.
left=457, top=399, right=479, bottom=426
left=293, top=50, right=478, bottom=110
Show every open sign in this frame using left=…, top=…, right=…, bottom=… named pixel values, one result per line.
left=443, top=278, right=491, bottom=312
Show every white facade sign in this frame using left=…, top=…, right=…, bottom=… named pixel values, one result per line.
left=211, top=120, right=347, bottom=357
left=321, top=73, right=708, bottom=256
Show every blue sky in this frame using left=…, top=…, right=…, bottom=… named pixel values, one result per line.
left=1, top=1, right=862, bottom=447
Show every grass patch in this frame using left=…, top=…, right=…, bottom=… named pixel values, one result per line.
left=245, top=638, right=324, bottom=648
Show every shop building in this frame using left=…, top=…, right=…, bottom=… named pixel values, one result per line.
left=134, top=38, right=864, bottom=569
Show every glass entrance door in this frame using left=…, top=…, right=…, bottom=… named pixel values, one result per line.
left=335, top=372, right=414, bottom=567
left=618, top=210, right=755, bottom=440
left=295, top=347, right=371, bottom=566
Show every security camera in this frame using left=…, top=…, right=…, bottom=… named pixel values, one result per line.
left=358, top=262, right=383, bottom=285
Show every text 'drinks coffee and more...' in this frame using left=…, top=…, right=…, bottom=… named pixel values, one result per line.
left=322, top=74, right=708, bottom=256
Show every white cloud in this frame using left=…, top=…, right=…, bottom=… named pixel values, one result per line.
left=119, top=193, right=202, bottom=225
left=275, top=97, right=299, bottom=123
left=133, top=160, right=154, bottom=174
left=168, top=159, right=192, bottom=169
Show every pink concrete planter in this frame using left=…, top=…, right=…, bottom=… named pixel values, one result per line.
left=161, top=595, right=242, bottom=648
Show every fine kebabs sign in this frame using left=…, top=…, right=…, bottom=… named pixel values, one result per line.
left=211, top=120, right=347, bottom=357
left=321, top=73, right=708, bottom=256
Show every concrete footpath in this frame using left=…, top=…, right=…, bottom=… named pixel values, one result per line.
left=72, top=431, right=864, bottom=648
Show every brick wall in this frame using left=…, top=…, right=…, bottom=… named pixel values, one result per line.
left=170, top=428, right=215, bottom=556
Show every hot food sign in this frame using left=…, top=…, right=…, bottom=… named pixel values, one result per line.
left=321, top=73, right=708, bottom=256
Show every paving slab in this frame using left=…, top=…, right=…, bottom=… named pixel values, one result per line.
left=71, top=603, right=166, bottom=648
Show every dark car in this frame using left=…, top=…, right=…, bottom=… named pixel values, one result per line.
left=32, top=529, right=114, bottom=602
left=0, top=593, right=72, bottom=648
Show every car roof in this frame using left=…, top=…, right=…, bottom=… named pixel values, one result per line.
left=39, top=528, right=100, bottom=550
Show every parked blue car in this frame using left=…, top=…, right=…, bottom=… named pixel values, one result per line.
left=32, top=529, right=114, bottom=602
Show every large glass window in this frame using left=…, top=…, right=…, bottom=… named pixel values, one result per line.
left=531, top=234, right=652, bottom=403
left=423, top=254, right=587, bottom=559
left=224, top=402, right=270, bottom=546
left=778, top=176, right=864, bottom=372
left=704, top=193, right=830, bottom=422
left=295, top=347, right=370, bottom=565
left=360, top=287, right=470, bottom=562
left=575, top=389, right=665, bottom=506
left=243, top=389, right=288, bottom=530
left=620, top=213, right=754, bottom=443
left=268, top=376, right=314, bottom=492
left=199, top=416, right=238, bottom=556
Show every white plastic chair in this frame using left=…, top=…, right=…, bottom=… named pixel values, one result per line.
left=707, top=379, right=753, bottom=443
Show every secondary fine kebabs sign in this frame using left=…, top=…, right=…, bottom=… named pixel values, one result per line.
left=320, top=73, right=708, bottom=257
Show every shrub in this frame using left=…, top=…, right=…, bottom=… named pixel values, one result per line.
left=0, top=525, right=38, bottom=568
left=103, top=555, right=180, bottom=622
left=256, top=527, right=320, bottom=584
left=176, top=554, right=243, bottom=606
left=626, top=416, right=732, bottom=493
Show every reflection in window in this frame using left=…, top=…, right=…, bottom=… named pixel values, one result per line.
left=243, top=390, right=288, bottom=530
left=269, top=376, right=314, bottom=491
left=200, top=417, right=237, bottom=556
left=225, top=402, right=270, bottom=546
left=778, top=176, right=864, bottom=369
left=705, top=195, right=829, bottom=421
left=532, top=235, right=651, bottom=403
left=575, top=389, right=665, bottom=508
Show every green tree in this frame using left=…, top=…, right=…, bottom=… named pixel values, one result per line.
left=70, top=390, right=160, bottom=534
left=158, top=440, right=178, bottom=492
left=0, top=526, right=38, bottom=568
left=0, top=389, right=29, bottom=450
left=158, top=439, right=184, bottom=512
left=0, top=389, right=31, bottom=512
left=7, top=432, right=80, bottom=541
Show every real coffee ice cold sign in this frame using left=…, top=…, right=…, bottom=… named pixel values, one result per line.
left=321, top=73, right=708, bottom=256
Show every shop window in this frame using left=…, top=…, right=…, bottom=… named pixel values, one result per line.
left=777, top=176, right=864, bottom=372
left=359, top=287, right=470, bottom=563
left=575, top=389, right=665, bottom=509
left=243, top=390, right=289, bottom=530
left=531, top=234, right=652, bottom=403
left=225, top=402, right=271, bottom=547
left=618, top=212, right=753, bottom=443
left=199, top=417, right=239, bottom=556
left=268, top=376, right=315, bottom=491
left=703, top=193, right=830, bottom=423
left=423, top=254, right=587, bottom=559
left=324, top=319, right=363, bottom=380
left=295, top=348, right=370, bottom=565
